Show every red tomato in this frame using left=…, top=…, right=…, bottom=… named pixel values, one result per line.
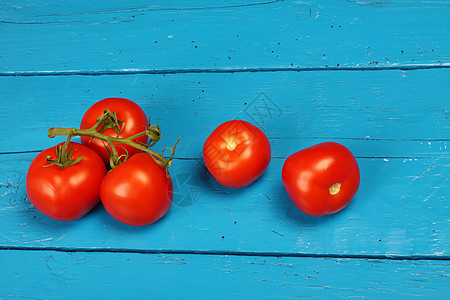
left=26, top=142, right=106, bottom=221
left=203, top=120, right=271, bottom=188
left=282, top=142, right=360, bottom=216
left=100, top=153, right=173, bottom=226
left=80, top=97, right=149, bottom=165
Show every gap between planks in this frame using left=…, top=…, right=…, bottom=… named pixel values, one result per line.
left=1, top=246, right=449, bottom=261
left=0, top=137, right=449, bottom=157
left=1, top=64, right=450, bottom=77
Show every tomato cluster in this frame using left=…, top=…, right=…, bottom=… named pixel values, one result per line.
left=27, top=97, right=361, bottom=226
left=27, top=98, right=174, bottom=226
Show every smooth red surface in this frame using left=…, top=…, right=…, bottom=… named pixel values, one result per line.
left=203, top=120, right=271, bottom=188
left=282, top=142, right=360, bottom=216
left=80, top=97, right=149, bottom=165
left=100, top=153, right=173, bottom=226
left=26, top=142, right=106, bottom=221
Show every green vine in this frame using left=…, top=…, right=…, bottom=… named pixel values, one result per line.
left=47, top=109, right=181, bottom=173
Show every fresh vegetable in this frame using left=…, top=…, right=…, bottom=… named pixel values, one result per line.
left=282, top=142, right=360, bottom=216
left=26, top=141, right=106, bottom=221
left=203, top=120, right=271, bottom=188
left=100, top=153, right=173, bottom=226
left=80, top=97, right=149, bottom=165
left=41, top=99, right=179, bottom=225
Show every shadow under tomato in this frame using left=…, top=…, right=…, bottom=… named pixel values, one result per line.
left=25, top=210, right=79, bottom=231
left=23, top=199, right=103, bottom=231
left=96, top=203, right=174, bottom=232
left=217, top=169, right=271, bottom=196
left=194, top=160, right=249, bottom=197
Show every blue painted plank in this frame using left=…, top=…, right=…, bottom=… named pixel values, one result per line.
left=0, top=69, right=449, bottom=154
left=1, top=0, right=449, bottom=72
left=0, top=250, right=449, bottom=299
left=0, top=67, right=448, bottom=256
left=1, top=152, right=448, bottom=257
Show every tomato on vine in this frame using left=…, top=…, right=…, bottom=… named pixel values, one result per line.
left=203, top=120, right=271, bottom=188
left=26, top=141, right=106, bottom=221
left=46, top=108, right=179, bottom=226
left=30, top=97, right=180, bottom=226
left=100, top=153, right=173, bottom=226
left=80, top=97, right=149, bottom=165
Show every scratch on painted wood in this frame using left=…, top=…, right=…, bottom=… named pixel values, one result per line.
left=269, top=229, right=285, bottom=237
left=0, top=295, right=45, bottom=300
left=45, top=255, right=73, bottom=282
left=248, top=259, right=293, bottom=268
left=0, top=174, right=29, bottom=210
left=158, top=255, right=188, bottom=265
left=343, top=0, right=387, bottom=5
left=26, top=1, right=287, bottom=17
left=423, top=177, right=449, bottom=202
left=412, top=164, right=434, bottom=182
left=411, top=153, right=447, bottom=181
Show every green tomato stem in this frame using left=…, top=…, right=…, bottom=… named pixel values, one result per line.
left=44, top=131, right=82, bottom=169
left=47, top=110, right=179, bottom=171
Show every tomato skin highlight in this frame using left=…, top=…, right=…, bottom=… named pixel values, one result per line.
left=203, top=120, right=271, bottom=188
left=100, top=153, right=173, bottom=226
left=282, top=142, right=360, bottom=216
left=80, top=97, right=149, bottom=165
left=26, top=142, right=106, bottom=221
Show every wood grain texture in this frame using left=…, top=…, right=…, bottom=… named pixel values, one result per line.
left=0, top=69, right=449, bottom=154
left=1, top=0, right=449, bottom=73
left=1, top=250, right=449, bottom=299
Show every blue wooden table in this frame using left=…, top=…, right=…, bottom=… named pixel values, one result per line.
left=1, top=1, right=449, bottom=298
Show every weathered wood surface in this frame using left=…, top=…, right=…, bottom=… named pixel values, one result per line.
left=1, top=0, right=449, bottom=73
left=1, top=250, right=448, bottom=299
left=1, top=0, right=449, bottom=298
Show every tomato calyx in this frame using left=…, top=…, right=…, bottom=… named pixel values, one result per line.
left=95, top=109, right=124, bottom=137
left=44, top=133, right=83, bottom=169
left=47, top=109, right=181, bottom=174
